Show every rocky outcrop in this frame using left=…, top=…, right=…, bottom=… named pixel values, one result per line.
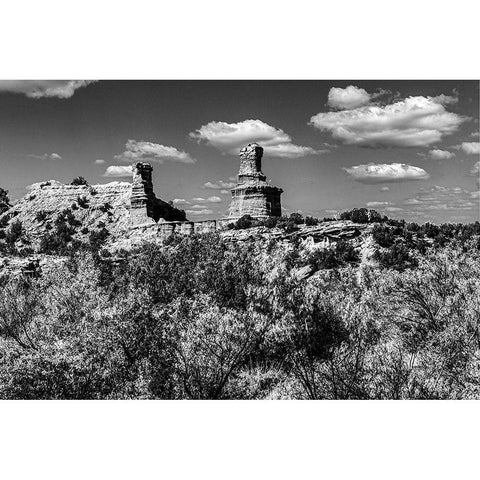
left=226, top=143, right=283, bottom=221
left=130, top=162, right=186, bottom=225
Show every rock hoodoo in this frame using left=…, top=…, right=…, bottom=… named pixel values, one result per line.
left=130, top=162, right=186, bottom=225
left=226, top=143, right=283, bottom=221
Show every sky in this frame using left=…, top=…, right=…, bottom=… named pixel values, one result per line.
left=0, top=80, right=478, bottom=223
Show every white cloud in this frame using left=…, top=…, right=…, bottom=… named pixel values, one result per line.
left=385, top=206, right=403, bottom=212
left=173, top=198, right=190, bottom=205
left=428, top=149, right=455, bottom=160
left=327, top=86, right=371, bottom=110
left=403, top=185, right=478, bottom=212
left=366, top=201, right=393, bottom=207
left=310, top=95, right=467, bottom=147
left=471, top=160, right=480, bottom=188
left=192, top=197, right=205, bottom=202
left=470, top=131, right=480, bottom=138
left=206, top=195, right=222, bottom=203
left=190, top=119, right=321, bottom=158
left=94, top=159, right=105, bottom=164
left=103, top=165, right=133, bottom=177
left=380, top=186, right=390, bottom=192
left=471, top=160, right=480, bottom=175
left=343, top=163, right=430, bottom=184
left=220, top=189, right=229, bottom=194
left=186, top=208, right=214, bottom=216
left=114, top=139, right=196, bottom=164
left=28, top=152, right=62, bottom=161
left=204, top=180, right=236, bottom=190
left=0, top=80, right=96, bottom=99
left=458, top=142, right=480, bottom=155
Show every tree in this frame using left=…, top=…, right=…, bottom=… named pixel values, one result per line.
left=71, top=176, right=89, bottom=186
left=0, top=187, right=10, bottom=214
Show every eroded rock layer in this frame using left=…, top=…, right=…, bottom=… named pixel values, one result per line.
left=227, top=143, right=283, bottom=220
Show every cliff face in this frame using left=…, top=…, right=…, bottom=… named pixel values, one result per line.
left=130, top=162, right=186, bottom=225
left=0, top=162, right=188, bottom=252
left=227, top=143, right=283, bottom=220
left=4, top=180, right=133, bottom=246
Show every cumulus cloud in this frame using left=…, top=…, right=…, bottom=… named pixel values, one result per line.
left=220, top=189, right=229, bottom=194
left=103, top=165, right=133, bottom=177
left=343, top=163, right=430, bottom=184
left=385, top=206, right=403, bottom=212
left=470, top=160, right=480, bottom=188
left=366, top=201, right=393, bottom=207
left=327, top=86, right=371, bottom=110
left=186, top=208, right=214, bottom=216
left=0, top=80, right=96, bottom=99
left=427, top=149, right=455, bottom=160
left=114, top=139, right=196, bottom=164
left=94, top=159, right=105, bottom=165
left=206, top=196, right=222, bottom=203
left=173, top=198, right=190, bottom=205
left=189, top=119, right=321, bottom=158
left=28, top=152, right=62, bottom=161
left=310, top=95, right=467, bottom=147
left=471, top=160, right=480, bottom=175
left=204, top=180, right=237, bottom=190
left=403, top=185, right=477, bottom=212
left=457, top=142, right=480, bottom=155
left=380, top=186, right=390, bottom=192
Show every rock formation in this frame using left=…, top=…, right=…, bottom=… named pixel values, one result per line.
left=130, top=162, right=186, bottom=225
left=226, top=143, right=283, bottom=221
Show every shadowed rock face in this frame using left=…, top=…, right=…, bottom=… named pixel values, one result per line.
left=130, top=162, right=186, bottom=225
left=227, top=143, right=283, bottom=220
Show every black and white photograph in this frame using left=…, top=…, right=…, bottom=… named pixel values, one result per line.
left=1, top=1, right=479, bottom=478
left=1, top=79, right=478, bottom=400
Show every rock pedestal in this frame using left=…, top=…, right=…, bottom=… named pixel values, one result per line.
left=130, top=162, right=187, bottom=225
left=226, top=143, right=283, bottom=221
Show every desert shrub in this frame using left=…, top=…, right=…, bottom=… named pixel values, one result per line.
left=262, top=217, right=279, bottom=228
left=71, top=176, right=89, bottom=186
left=89, top=226, right=110, bottom=250
left=373, top=241, right=417, bottom=271
left=71, top=203, right=78, bottom=210
left=99, top=202, right=112, bottom=213
left=305, top=216, right=319, bottom=226
left=77, top=196, right=89, bottom=208
left=341, top=208, right=385, bottom=224
left=233, top=215, right=254, bottom=230
left=35, top=210, right=48, bottom=222
left=0, top=187, right=10, bottom=214
left=4, top=220, right=24, bottom=251
left=306, top=241, right=359, bottom=271
left=372, top=224, right=396, bottom=248
left=289, top=212, right=304, bottom=225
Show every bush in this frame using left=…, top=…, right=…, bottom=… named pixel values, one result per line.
left=289, top=213, right=304, bottom=225
left=35, top=211, right=48, bottom=222
left=340, top=208, right=385, bottom=224
left=372, top=224, right=396, bottom=248
left=99, top=202, right=112, bottom=213
left=234, top=215, right=254, bottom=230
left=373, top=241, right=417, bottom=271
left=71, top=176, right=89, bottom=186
left=305, top=216, right=319, bottom=226
left=0, top=187, right=10, bottom=214
left=89, top=226, right=110, bottom=250
left=77, top=196, right=89, bottom=208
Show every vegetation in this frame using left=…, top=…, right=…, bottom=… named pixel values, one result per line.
left=0, top=187, right=10, bottom=214
left=71, top=176, right=89, bottom=186
left=0, top=227, right=479, bottom=399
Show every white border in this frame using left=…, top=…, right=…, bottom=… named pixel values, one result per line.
left=1, top=1, right=479, bottom=479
